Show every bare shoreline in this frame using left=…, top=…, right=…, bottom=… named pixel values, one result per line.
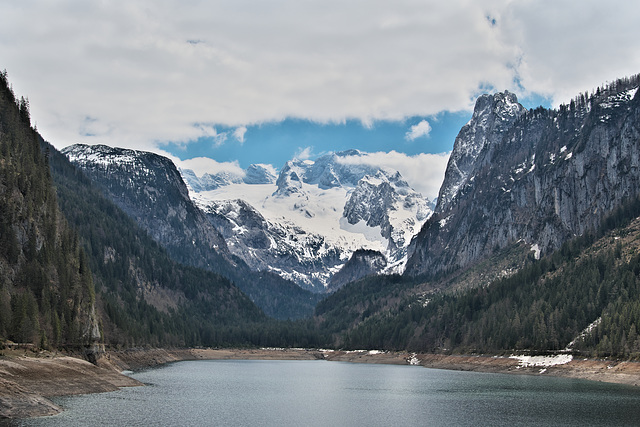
left=2, top=347, right=640, bottom=419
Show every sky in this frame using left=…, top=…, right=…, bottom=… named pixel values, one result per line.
left=1, top=0, right=640, bottom=199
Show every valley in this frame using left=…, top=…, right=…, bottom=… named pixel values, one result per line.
left=3, top=71, right=640, bottom=411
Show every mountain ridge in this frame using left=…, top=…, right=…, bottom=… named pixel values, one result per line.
left=405, top=76, right=640, bottom=279
left=62, top=143, right=320, bottom=319
left=183, top=149, right=434, bottom=291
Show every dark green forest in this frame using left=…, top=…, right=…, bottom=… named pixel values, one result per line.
left=0, top=70, right=96, bottom=349
left=318, top=197, right=640, bottom=359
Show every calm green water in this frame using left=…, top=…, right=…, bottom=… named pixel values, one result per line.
left=7, top=359, right=640, bottom=426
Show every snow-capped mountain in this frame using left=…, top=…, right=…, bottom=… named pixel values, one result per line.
left=185, top=150, right=435, bottom=291
left=343, top=170, right=432, bottom=257
left=201, top=198, right=344, bottom=291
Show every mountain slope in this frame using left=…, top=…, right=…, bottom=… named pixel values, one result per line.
left=314, top=75, right=640, bottom=356
left=405, top=76, right=640, bottom=279
left=48, top=142, right=272, bottom=347
left=63, top=144, right=320, bottom=319
left=340, top=196, right=640, bottom=355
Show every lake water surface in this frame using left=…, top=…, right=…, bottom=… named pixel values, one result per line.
left=8, top=359, right=640, bottom=426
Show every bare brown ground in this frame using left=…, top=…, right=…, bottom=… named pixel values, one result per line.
left=0, top=349, right=141, bottom=419
left=3, top=348, right=640, bottom=419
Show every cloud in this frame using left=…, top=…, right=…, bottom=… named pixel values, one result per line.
left=1, top=0, right=638, bottom=153
left=294, top=146, right=314, bottom=160
left=233, top=126, right=247, bottom=144
left=160, top=152, right=246, bottom=178
left=498, top=0, right=640, bottom=107
left=191, top=124, right=229, bottom=147
left=336, top=150, right=450, bottom=200
left=405, top=120, right=432, bottom=141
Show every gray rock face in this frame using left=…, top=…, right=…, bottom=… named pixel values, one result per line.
left=328, top=249, right=388, bottom=291
left=405, top=78, right=640, bottom=278
left=436, top=91, right=526, bottom=214
left=343, top=171, right=433, bottom=256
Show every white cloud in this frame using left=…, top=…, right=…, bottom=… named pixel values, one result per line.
left=498, top=0, right=640, bottom=107
left=294, top=146, right=314, bottom=160
left=336, top=150, right=450, bottom=200
left=160, top=152, right=246, bottom=178
left=405, top=120, right=432, bottom=141
left=233, top=126, right=247, bottom=144
left=0, top=0, right=638, bottom=152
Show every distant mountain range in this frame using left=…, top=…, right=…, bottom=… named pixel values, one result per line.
left=65, top=146, right=434, bottom=293
left=61, top=143, right=320, bottom=319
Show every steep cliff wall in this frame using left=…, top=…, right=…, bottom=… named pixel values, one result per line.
left=406, top=77, right=640, bottom=278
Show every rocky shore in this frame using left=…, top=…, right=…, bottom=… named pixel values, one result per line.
left=2, top=347, right=640, bottom=419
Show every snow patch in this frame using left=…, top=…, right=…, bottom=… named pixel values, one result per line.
left=439, top=215, right=451, bottom=228
left=566, top=317, right=601, bottom=349
left=510, top=354, right=573, bottom=368
left=530, top=243, right=541, bottom=260
left=407, top=353, right=420, bottom=365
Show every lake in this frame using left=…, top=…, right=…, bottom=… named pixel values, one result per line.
left=7, top=359, right=640, bottom=426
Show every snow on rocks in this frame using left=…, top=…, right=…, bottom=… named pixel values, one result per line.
left=509, top=354, right=573, bottom=369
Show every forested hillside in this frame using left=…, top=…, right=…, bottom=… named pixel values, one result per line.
left=46, top=126, right=324, bottom=348
left=0, top=71, right=324, bottom=350
left=0, top=70, right=98, bottom=349
left=317, top=196, right=640, bottom=358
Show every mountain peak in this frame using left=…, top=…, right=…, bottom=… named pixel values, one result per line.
left=473, top=90, right=520, bottom=117
left=435, top=91, right=526, bottom=213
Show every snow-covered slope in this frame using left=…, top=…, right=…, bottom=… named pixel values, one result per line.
left=185, top=150, right=434, bottom=291
left=181, top=163, right=276, bottom=191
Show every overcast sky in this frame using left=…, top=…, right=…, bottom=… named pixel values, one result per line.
left=1, top=0, right=639, bottom=198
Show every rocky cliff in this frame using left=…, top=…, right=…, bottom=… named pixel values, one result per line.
left=405, top=76, right=640, bottom=279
